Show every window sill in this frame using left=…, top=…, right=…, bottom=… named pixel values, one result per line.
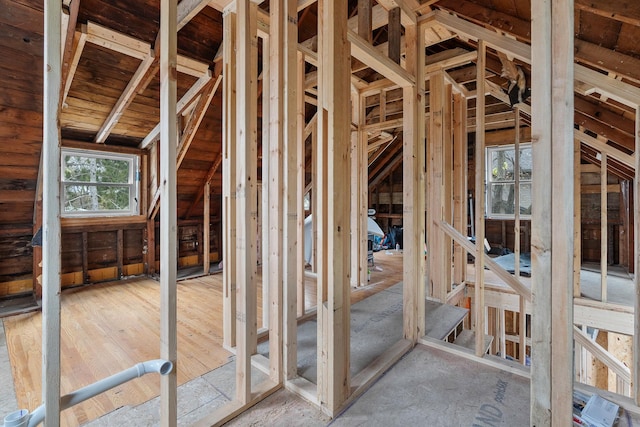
left=61, top=215, right=147, bottom=232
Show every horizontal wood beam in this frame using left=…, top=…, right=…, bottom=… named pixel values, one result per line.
left=574, top=64, right=640, bottom=109
left=348, top=30, right=414, bottom=88
left=84, top=22, right=150, bottom=60
left=433, top=10, right=531, bottom=63
left=376, top=0, right=418, bottom=26
left=424, top=49, right=476, bottom=74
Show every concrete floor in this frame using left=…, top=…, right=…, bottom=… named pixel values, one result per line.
left=80, top=343, right=532, bottom=426
left=1, top=264, right=638, bottom=425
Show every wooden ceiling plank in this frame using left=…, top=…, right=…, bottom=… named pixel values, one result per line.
left=348, top=30, right=414, bottom=88
left=575, top=0, right=640, bottom=27
left=575, top=38, right=640, bottom=85
left=94, top=52, right=156, bottom=143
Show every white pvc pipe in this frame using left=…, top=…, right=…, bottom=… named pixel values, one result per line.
left=22, top=359, right=172, bottom=427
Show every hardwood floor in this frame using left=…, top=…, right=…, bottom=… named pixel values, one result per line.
left=2, top=251, right=404, bottom=426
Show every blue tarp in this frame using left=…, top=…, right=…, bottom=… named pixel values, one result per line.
left=492, top=252, right=531, bottom=277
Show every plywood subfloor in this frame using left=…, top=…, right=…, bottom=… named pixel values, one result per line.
left=2, top=251, right=405, bottom=426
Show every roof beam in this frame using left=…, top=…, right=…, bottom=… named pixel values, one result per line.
left=575, top=129, right=635, bottom=169
left=177, top=75, right=222, bottom=168
left=62, top=31, right=86, bottom=105
left=348, top=30, right=414, bottom=88
left=177, top=0, right=211, bottom=30
left=94, top=52, right=156, bottom=143
left=574, top=65, right=640, bottom=109
left=140, top=70, right=213, bottom=149
left=432, top=9, right=531, bottom=63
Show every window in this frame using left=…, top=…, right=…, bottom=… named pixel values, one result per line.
left=61, top=149, right=139, bottom=216
left=486, top=144, right=532, bottom=219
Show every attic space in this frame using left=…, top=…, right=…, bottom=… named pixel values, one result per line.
left=1, top=0, right=640, bottom=426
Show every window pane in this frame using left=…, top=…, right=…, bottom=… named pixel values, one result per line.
left=519, top=183, right=532, bottom=215
left=95, top=158, right=130, bottom=183
left=64, top=185, right=130, bottom=212
left=490, top=183, right=515, bottom=215
left=63, top=155, right=130, bottom=184
left=519, top=147, right=532, bottom=180
left=490, top=148, right=515, bottom=182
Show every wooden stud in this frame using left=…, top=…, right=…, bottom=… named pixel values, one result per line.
left=573, top=136, right=581, bottom=298
left=203, top=181, right=210, bottom=275
left=43, top=0, right=62, bottom=424
left=292, top=50, right=306, bottom=374
left=452, top=93, right=467, bottom=286
left=282, top=0, right=299, bottom=381
left=519, top=297, right=527, bottom=364
left=316, top=0, right=351, bottom=413
left=261, top=35, right=270, bottom=334
left=350, top=92, right=367, bottom=288
left=514, top=107, right=521, bottom=277
left=235, top=0, right=258, bottom=404
left=116, top=229, right=123, bottom=278
left=633, top=109, right=640, bottom=405
left=429, top=72, right=446, bottom=302
left=222, top=10, right=237, bottom=350
left=358, top=0, right=373, bottom=43
left=402, top=23, right=425, bottom=341
left=159, top=0, right=178, bottom=424
left=388, top=8, right=402, bottom=64
left=443, top=83, right=453, bottom=295
left=530, top=0, right=574, bottom=423
left=81, top=231, right=89, bottom=283
left=474, top=40, right=486, bottom=358
left=601, top=153, right=608, bottom=302
left=281, top=0, right=299, bottom=383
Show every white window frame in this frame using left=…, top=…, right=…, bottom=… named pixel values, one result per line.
left=486, top=144, right=532, bottom=220
left=61, top=148, right=140, bottom=217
